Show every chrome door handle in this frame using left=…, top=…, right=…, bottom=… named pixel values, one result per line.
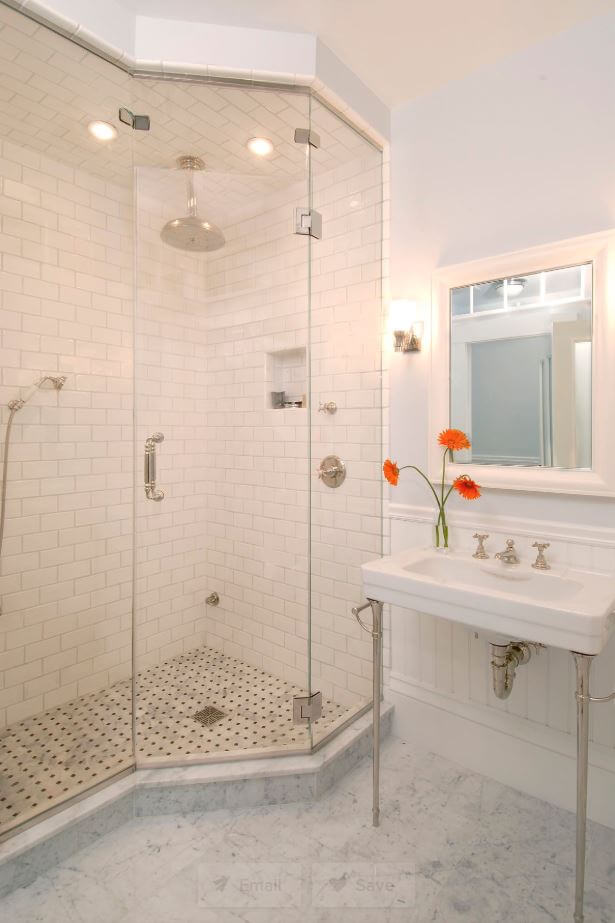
left=144, top=432, right=165, bottom=501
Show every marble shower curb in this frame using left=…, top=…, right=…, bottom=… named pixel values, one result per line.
left=0, top=704, right=393, bottom=898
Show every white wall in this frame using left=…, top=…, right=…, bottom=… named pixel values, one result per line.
left=134, top=16, right=316, bottom=80
left=389, top=11, right=615, bottom=824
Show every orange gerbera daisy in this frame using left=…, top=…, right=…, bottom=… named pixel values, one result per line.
left=383, top=459, right=399, bottom=486
left=453, top=475, right=481, bottom=500
left=438, top=428, right=471, bottom=452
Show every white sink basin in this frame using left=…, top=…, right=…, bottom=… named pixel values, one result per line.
left=362, top=547, right=615, bottom=654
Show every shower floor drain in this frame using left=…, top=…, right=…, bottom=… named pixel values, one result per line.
left=192, top=706, right=226, bottom=727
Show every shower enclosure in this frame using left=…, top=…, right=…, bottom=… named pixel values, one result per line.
left=0, top=3, right=383, bottom=837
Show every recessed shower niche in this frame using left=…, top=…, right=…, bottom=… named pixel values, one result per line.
left=265, top=347, right=307, bottom=408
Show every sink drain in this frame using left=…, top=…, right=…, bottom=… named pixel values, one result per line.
left=192, top=706, right=226, bottom=727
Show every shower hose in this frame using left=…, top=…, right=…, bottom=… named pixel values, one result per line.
left=0, top=405, right=19, bottom=611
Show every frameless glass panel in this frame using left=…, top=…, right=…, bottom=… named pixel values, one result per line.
left=308, top=98, right=383, bottom=747
left=450, top=262, right=592, bottom=468
left=0, top=6, right=135, bottom=836
left=132, top=80, right=312, bottom=763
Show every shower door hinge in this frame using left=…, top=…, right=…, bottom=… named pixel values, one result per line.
left=293, top=691, right=322, bottom=724
left=294, top=128, right=320, bottom=149
left=119, top=107, right=151, bottom=131
left=295, top=207, right=322, bottom=240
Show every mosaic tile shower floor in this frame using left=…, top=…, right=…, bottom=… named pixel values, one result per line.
left=0, top=646, right=351, bottom=836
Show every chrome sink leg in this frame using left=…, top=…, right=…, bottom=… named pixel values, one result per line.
left=368, top=599, right=383, bottom=827
left=572, top=652, right=594, bottom=923
left=351, top=598, right=384, bottom=826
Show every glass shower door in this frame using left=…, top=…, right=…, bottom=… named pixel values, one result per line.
left=131, top=79, right=314, bottom=764
left=307, top=98, right=384, bottom=747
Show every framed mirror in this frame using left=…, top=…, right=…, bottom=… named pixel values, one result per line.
left=430, top=232, right=615, bottom=495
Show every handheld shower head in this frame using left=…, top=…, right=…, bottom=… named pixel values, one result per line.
left=37, top=375, right=67, bottom=390
left=7, top=375, right=67, bottom=411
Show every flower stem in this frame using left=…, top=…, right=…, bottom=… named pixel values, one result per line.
left=398, top=464, right=441, bottom=508
left=443, top=483, right=455, bottom=505
left=440, top=450, right=447, bottom=508
left=395, top=462, right=451, bottom=549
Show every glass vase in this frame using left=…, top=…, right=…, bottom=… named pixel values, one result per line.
left=434, top=509, right=450, bottom=551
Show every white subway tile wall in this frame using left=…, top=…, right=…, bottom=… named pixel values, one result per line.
left=0, top=139, right=134, bottom=730
left=134, top=132, right=383, bottom=719
left=133, top=166, right=312, bottom=701
left=0, top=91, right=382, bottom=745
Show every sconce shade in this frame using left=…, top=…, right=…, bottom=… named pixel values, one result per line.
left=390, top=300, right=422, bottom=352
left=389, top=299, right=416, bottom=331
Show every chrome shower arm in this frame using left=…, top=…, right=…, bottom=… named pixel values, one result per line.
left=186, top=170, right=197, bottom=218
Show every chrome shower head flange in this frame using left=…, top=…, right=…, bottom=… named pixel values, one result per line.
left=177, top=155, right=205, bottom=172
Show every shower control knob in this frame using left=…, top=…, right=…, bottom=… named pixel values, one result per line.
left=318, top=401, right=337, bottom=414
left=317, top=455, right=346, bottom=488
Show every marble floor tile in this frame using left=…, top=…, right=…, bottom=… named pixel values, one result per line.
left=1, top=735, right=614, bottom=922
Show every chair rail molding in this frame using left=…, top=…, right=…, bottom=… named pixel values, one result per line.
left=387, top=500, right=615, bottom=551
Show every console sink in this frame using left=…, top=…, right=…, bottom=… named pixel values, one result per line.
left=361, top=547, right=615, bottom=653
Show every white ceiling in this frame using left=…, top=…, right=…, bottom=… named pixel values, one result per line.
left=119, top=0, right=615, bottom=106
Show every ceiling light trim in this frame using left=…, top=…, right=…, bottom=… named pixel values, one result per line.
left=87, top=119, right=118, bottom=141
left=246, top=137, right=274, bottom=156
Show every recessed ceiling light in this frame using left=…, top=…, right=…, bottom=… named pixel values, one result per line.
left=247, top=137, right=274, bottom=156
left=88, top=120, right=117, bottom=142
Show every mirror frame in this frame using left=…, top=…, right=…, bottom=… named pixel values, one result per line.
left=430, top=230, right=615, bottom=496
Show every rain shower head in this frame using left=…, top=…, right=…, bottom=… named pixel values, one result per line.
left=160, top=155, right=225, bottom=253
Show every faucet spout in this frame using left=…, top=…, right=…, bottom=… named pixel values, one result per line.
left=495, top=538, right=520, bottom=565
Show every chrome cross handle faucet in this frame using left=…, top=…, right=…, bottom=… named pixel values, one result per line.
left=532, top=542, right=551, bottom=570
left=495, top=538, right=520, bottom=565
left=472, top=533, right=489, bottom=559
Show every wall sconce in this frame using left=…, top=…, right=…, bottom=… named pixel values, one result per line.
left=389, top=299, right=423, bottom=353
